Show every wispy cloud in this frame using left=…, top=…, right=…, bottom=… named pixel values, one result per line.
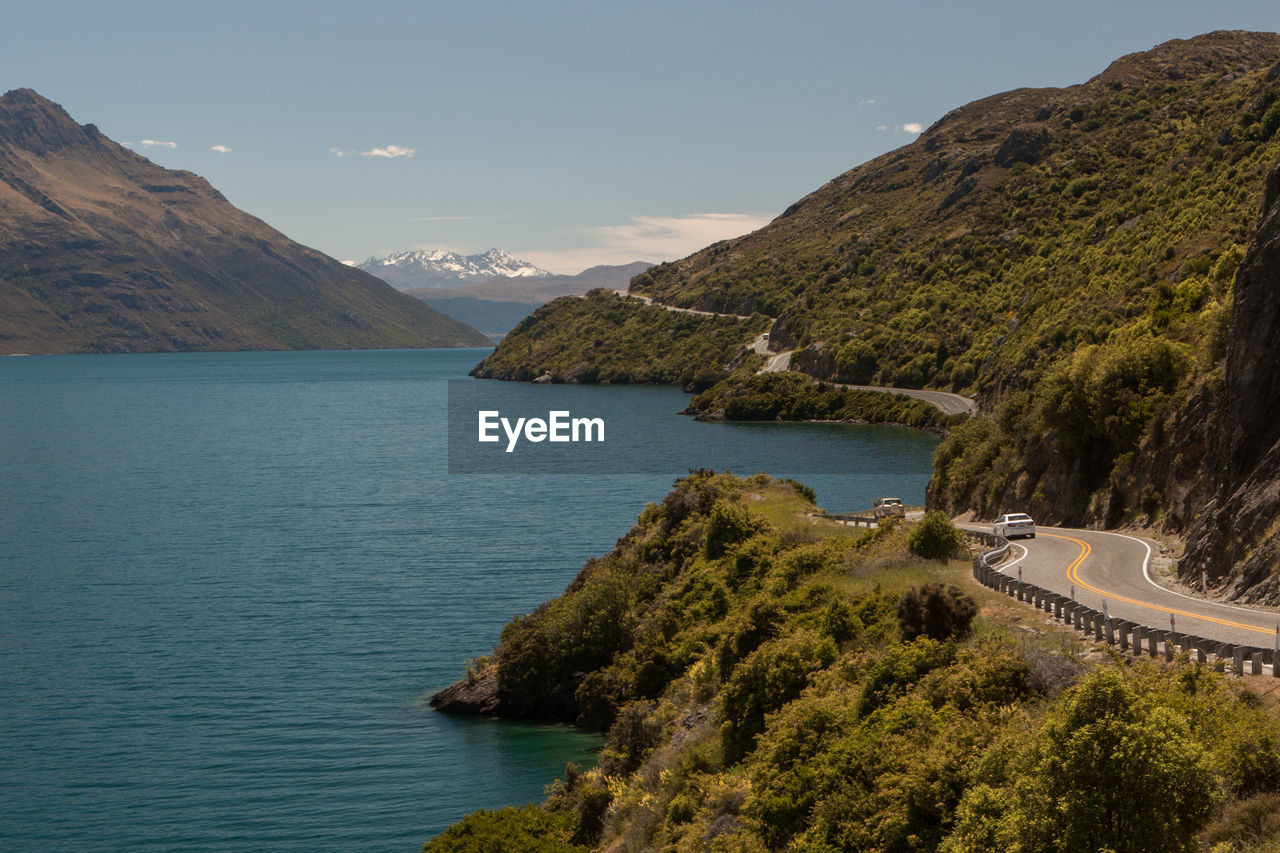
left=362, top=144, right=415, bottom=158
left=210, top=144, right=232, bottom=154
left=141, top=139, right=177, bottom=149
left=518, top=212, right=772, bottom=274
left=858, top=98, right=876, bottom=106
left=876, top=123, right=924, bottom=135
left=333, top=144, right=416, bottom=159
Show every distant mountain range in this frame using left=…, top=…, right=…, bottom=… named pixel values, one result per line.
left=0, top=89, right=489, bottom=353
left=356, top=248, right=551, bottom=290
left=407, top=261, right=653, bottom=338
left=356, top=248, right=652, bottom=337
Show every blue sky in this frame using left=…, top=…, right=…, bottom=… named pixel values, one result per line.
left=4, top=1, right=1278, bottom=272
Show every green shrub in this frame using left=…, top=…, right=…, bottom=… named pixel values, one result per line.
left=704, top=501, right=763, bottom=558
left=721, top=630, right=838, bottom=762
left=421, top=804, right=587, bottom=853
left=897, top=582, right=978, bottom=642
left=943, top=668, right=1218, bottom=853
left=856, top=636, right=955, bottom=718
left=907, top=511, right=966, bottom=560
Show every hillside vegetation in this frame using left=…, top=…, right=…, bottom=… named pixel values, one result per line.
left=471, top=290, right=769, bottom=385
left=427, top=472, right=1280, bottom=852
left=476, top=32, right=1280, bottom=539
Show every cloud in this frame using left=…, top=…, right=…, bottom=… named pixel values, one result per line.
left=362, top=144, right=415, bottom=158
left=858, top=98, right=876, bottom=106
left=517, top=212, right=772, bottom=274
left=141, top=139, right=177, bottom=149
left=331, top=144, right=417, bottom=158
left=875, top=123, right=924, bottom=134
left=210, top=144, right=231, bottom=154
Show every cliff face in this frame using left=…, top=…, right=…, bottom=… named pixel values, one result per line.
left=1180, top=161, right=1280, bottom=601
left=0, top=89, right=489, bottom=353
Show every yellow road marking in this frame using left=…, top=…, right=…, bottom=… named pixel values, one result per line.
left=1042, top=532, right=1276, bottom=638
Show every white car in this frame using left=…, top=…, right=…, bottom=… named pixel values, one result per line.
left=994, top=513, right=1036, bottom=540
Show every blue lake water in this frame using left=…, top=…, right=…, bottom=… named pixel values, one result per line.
left=0, top=348, right=937, bottom=851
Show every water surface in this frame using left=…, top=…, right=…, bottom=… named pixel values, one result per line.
left=0, top=349, right=936, bottom=850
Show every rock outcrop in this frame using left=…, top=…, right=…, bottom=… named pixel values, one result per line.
left=1181, top=160, right=1280, bottom=602
left=429, top=668, right=502, bottom=715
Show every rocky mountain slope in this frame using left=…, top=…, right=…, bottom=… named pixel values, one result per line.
left=0, top=89, right=488, bottom=353
left=477, top=31, right=1280, bottom=599
left=1177, top=162, right=1280, bottom=601
left=356, top=247, right=549, bottom=290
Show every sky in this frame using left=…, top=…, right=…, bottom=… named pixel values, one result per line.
left=4, top=1, right=1278, bottom=273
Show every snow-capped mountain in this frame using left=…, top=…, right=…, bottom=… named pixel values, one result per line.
left=356, top=248, right=551, bottom=290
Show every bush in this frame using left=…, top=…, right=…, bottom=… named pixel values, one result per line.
left=705, top=501, right=763, bottom=558
left=907, top=511, right=966, bottom=560
left=856, top=636, right=955, bottom=718
left=897, top=582, right=978, bottom=642
left=421, top=804, right=587, bottom=853
left=943, top=668, right=1218, bottom=853
left=721, top=630, right=838, bottom=762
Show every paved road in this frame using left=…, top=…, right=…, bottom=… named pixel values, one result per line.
left=832, top=383, right=975, bottom=415
left=611, top=292, right=977, bottom=415
left=613, top=291, right=755, bottom=319
left=961, top=523, right=1280, bottom=649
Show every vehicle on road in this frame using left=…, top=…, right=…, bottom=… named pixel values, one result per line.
left=994, top=513, right=1036, bottom=539
left=874, top=497, right=905, bottom=519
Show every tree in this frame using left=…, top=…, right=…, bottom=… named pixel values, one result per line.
left=942, top=668, right=1218, bottom=853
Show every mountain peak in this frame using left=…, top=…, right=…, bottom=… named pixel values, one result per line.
left=0, top=88, right=106, bottom=156
left=358, top=247, right=551, bottom=289
left=1091, top=30, right=1280, bottom=89
left=0, top=88, right=489, bottom=352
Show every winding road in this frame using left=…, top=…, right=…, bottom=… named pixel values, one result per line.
left=961, top=523, right=1280, bottom=650
left=607, top=291, right=978, bottom=415
left=744, top=330, right=976, bottom=414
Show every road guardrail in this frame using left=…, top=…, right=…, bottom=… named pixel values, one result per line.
left=970, top=533, right=1277, bottom=678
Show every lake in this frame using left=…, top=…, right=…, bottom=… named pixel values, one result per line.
left=0, top=348, right=936, bottom=851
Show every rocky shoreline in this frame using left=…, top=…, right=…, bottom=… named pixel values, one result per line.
left=429, top=668, right=503, bottom=716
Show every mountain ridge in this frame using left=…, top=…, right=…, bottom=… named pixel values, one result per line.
left=473, top=30, right=1280, bottom=600
left=0, top=88, right=489, bottom=353
left=356, top=247, right=550, bottom=290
